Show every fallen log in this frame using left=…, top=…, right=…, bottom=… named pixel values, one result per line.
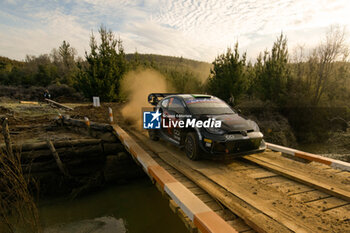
left=20, top=144, right=104, bottom=162
left=61, top=117, right=113, bottom=132
left=0, top=139, right=102, bottom=152
left=45, top=98, right=73, bottom=110
left=10, top=124, right=52, bottom=130
left=19, top=142, right=124, bottom=162
left=22, top=155, right=105, bottom=174
left=47, top=139, right=70, bottom=177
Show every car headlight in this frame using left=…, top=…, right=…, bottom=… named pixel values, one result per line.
left=205, top=127, right=226, bottom=135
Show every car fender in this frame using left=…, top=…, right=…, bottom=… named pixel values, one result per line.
left=194, top=127, right=202, bottom=140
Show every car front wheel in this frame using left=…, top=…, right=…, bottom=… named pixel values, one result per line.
left=185, top=132, right=201, bottom=160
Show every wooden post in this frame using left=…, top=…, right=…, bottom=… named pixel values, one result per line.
left=84, top=117, right=90, bottom=127
left=46, top=139, right=70, bottom=177
left=1, top=117, right=14, bottom=158
left=58, top=113, right=63, bottom=126
left=108, top=107, right=113, bottom=123
left=84, top=116, right=91, bottom=135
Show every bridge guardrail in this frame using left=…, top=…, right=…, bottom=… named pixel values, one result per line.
left=266, top=142, right=350, bottom=172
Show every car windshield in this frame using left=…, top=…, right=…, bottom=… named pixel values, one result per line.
left=185, top=98, right=234, bottom=115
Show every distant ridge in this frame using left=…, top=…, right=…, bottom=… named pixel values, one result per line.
left=125, top=53, right=212, bottom=81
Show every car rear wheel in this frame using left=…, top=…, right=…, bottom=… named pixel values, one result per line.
left=185, top=132, right=201, bottom=160
left=148, top=129, right=159, bottom=141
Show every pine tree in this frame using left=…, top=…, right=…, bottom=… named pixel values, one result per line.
left=255, top=33, right=291, bottom=105
left=75, top=26, right=127, bottom=101
left=206, top=42, right=248, bottom=103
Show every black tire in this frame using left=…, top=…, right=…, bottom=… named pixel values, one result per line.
left=148, top=129, right=159, bottom=141
left=185, top=132, right=201, bottom=160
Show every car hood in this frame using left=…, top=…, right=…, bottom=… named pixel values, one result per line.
left=200, top=114, right=255, bottom=132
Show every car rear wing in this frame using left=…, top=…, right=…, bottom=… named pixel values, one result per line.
left=148, top=93, right=177, bottom=105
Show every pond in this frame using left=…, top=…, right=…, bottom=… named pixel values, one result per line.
left=39, top=178, right=188, bottom=233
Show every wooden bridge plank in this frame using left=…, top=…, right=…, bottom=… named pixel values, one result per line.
left=245, top=154, right=350, bottom=202
left=307, top=197, right=348, bottom=211
left=324, top=204, right=350, bottom=221
left=247, top=170, right=278, bottom=179
left=136, top=149, right=297, bottom=232
left=269, top=181, right=314, bottom=195
left=289, top=190, right=330, bottom=203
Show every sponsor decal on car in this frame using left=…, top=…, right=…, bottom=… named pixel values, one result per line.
left=143, top=110, right=222, bottom=129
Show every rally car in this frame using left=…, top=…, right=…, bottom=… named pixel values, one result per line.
left=147, top=93, right=266, bottom=160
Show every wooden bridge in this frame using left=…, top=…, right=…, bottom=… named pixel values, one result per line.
left=109, top=121, right=350, bottom=233
left=5, top=99, right=348, bottom=232
left=7, top=104, right=346, bottom=233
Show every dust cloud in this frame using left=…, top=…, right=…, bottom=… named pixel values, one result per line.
left=194, top=62, right=212, bottom=84
left=121, top=69, right=171, bottom=130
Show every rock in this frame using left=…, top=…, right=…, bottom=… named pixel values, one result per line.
left=43, top=216, right=126, bottom=233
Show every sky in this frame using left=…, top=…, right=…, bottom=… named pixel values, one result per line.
left=0, top=0, right=349, bottom=62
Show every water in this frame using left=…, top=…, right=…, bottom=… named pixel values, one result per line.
left=39, top=179, right=188, bottom=233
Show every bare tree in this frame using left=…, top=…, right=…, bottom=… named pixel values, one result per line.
left=311, top=25, right=348, bottom=105
left=292, top=45, right=307, bottom=84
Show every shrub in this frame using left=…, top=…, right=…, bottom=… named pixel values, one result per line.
left=47, top=84, right=84, bottom=102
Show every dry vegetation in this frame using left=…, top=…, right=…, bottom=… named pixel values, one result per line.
left=0, top=150, right=41, bottom=233
left=0, top=117, right=40, bottom=232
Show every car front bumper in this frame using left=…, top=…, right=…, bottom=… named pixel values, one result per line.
left=199, top=131, right=266, bottom=156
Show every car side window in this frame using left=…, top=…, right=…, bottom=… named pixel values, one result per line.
left=161, top=99, right=169, bottom=108
left=168, top=98, right=186, bottom=114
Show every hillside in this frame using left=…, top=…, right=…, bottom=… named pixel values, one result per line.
left=0, top=56, right=23, bottom=72
left=125, top=53, right=212, bottom=82
left=0, top=54, right=212, bottom=84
